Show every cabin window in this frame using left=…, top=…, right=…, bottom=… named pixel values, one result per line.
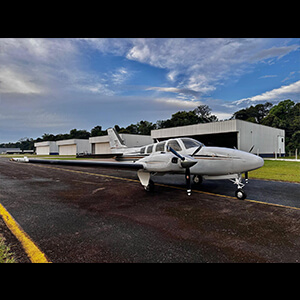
left=167, top=140, right=182, bottom=152
left=156, top=142, right=165, bottom=152
left=140, top=147, right=145, bottom=154
left=147, top=145, right=153, bottom=153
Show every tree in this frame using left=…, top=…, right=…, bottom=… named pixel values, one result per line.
left=157, top=110, right=200, bottom=129
left=261, top=100, right=294, bottom=127
left=194, top=105, right=218, bottom=123
left=232, top=102, right=272, bottom=124
left=136, top=121, right=156, bottom=135
left=91, top=126, right=105, bottom=137
left=42, top=133, right=56, bottom=141
left=291, top=131, right=300, bottom=151
left=69, top=129, right=90, bottom=139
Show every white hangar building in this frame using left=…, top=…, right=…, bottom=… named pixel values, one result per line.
left=151, top=119, right=285, bottom=157
left=34, top=141, right=59, bottom=155
left=56, top=139, right=90, bottom=156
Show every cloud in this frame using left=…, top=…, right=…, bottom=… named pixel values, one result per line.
left=154, top=97, right=202, bottom=109
left=0, top=38, right=79, bottom=95
left=122, top=38, right=300, bottom=102
left=0, top=66, right=43, bottom=94
left=233, top=80, right=300, bottom=105
left=259, top=75, right=278, bottom=79
left=147, top=86, right=201, bottom=98
left=250, top=45, right=299, bottom=61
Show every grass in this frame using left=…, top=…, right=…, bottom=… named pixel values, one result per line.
left=0, top=235, right=17, bottom=263
left=249, top=160, right=300, bottom=183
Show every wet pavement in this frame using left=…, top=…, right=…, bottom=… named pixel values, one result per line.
left=0, top=157, right=300, bottom=263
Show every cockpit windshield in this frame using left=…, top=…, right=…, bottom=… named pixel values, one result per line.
left=181, top=138, right=204, bottom=149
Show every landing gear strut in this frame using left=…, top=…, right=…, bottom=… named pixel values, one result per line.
left=230, top=174, right=247, bottom=200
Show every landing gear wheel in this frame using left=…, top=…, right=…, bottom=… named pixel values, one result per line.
left=145, top=179, right=155, bottom=193
left=193, top=175, right=203, bottom=185
left=235, top=189, right=247, bottom=200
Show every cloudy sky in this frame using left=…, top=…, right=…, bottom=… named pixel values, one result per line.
left=0, top=38, right=299, bottom=143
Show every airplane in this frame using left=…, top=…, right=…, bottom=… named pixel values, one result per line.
left=12, top=127, right=264, bottom=200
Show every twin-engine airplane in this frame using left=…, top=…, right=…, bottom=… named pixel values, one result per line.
left=12, top=128, right=264, bottom=200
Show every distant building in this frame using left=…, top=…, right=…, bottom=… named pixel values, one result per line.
left=56, top=139, right=90, bottom=155
left=34, top=141, right=59, bottom=155
left=0, top=148, right=22, bottom=154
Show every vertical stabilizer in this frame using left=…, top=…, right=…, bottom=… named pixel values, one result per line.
left=107, top=128, right=127, bottom=149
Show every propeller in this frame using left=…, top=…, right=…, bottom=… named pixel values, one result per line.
left=249, top=145, right=254, bottom=153
left=168, top=146, right=197, bottom=196
left=192, top=144, right=203, bottom=156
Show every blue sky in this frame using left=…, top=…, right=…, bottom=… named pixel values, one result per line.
left=0, top=38, right=299, bottom=143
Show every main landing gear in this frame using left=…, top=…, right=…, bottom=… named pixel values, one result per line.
left=231, top=174, right=247, bottom=200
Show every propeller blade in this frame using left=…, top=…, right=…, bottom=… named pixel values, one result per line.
left=192, top=145, right=203, bottom=156
left=185, top=167, right=192, bottom=196
left=249, top=145, right=254, bottom=153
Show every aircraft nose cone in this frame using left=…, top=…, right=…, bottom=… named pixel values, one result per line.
left=248, top=154, right=264, bottom=171
left=257, top=155, right=264, bottom=168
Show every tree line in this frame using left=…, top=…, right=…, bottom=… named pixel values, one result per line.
left=1, top=99, right=299, bottom=152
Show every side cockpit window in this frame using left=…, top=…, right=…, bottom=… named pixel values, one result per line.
left=167, top=140, right=182, bottom=152
left=147, top=145, right=153, bottom=154
left=155, top=142, right=166, bottom=152
left=140, top=147, right=146, bottom=154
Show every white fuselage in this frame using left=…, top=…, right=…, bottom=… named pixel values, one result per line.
left=111, top=137, right=264, bottom=177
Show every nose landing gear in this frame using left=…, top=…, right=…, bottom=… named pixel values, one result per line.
left=231, top=174, right=247, bottom=200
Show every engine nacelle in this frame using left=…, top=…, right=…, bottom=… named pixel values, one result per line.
left=139, top=152, right=184, bottom=173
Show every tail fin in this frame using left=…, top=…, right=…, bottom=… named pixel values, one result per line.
left=107, top=127, right=127, bottom=149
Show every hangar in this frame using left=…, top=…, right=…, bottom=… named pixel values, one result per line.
left=151, top=119, right=285, bottom=157
left=34, top=141, right=59, bottom=155
left=56, top=139, right=90, bottom=156
left=0, top=148, right=22, bottom=154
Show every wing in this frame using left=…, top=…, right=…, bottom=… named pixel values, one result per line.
left=12, top=158, right=144, bottom=170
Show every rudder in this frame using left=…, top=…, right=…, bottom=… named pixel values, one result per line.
left=107, top=127, right=127, bottom=149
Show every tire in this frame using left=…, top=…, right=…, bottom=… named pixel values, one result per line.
left=235, top=189, right=247, bottom=200
left=145, top=179, right=155, bottom=193
left=193, top=175, right=203, bottom=185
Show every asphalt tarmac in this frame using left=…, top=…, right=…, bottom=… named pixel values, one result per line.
left=0, top=157, right=300, bottom=263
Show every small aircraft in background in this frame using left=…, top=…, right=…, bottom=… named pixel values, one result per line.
left=12, top=127, right=264, bottom=200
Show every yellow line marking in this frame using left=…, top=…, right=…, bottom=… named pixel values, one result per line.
left=29, top=164, right=300, bottom=212
left=0, top=203, right=51, bottom=263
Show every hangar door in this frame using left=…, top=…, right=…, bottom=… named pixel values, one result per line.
left=36, top=146, right=49, bottom=155
left=59, top=144, right=76, bottom=155
left=193, top=132, right=238, bottom=149
left=93, top=142, right=111, bottom=154
left=278, top=136, right=285, bottom=155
